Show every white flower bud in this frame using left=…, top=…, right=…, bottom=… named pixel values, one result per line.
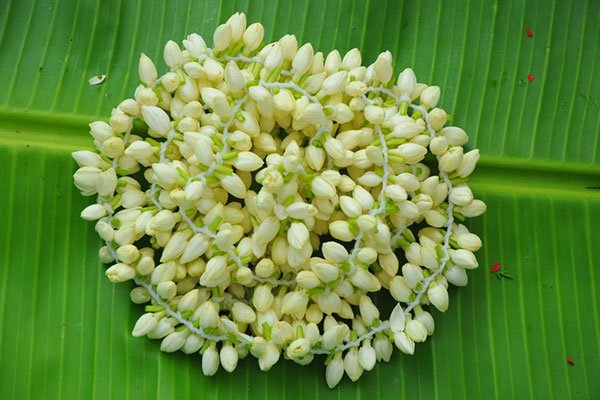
left=450, top=249, right=478, bottom=269
left=281, top=290, right=309, bottom=319
left=264, top=43, right=284, bottom=70
left=358, top=295, right=380, bottom=326
left=258, top=345, right=280, bottom=371
left=394, top=331, right=415, bottom=354
left=142, top=106, right=171, bottom=136
left=324, top=50, right=341, bottom=74
left=179, top=233, right=209, bottom=263
left=350, top=268, right=381, bottom=292
left=352, top=185, right=374, bottom=210
left=440, top=126, right=469, bottom=146
left=200, top=255, right=229, bottom=287
left=81, top=203, right=107, bottom=221
left=160, top=330, right=188, bottom=352
left=157, top=281, right=176, bottom=300
left=364, top=105, right=385, bottom=125
left=389, top=275, right=411, bottom=302
left=197, top=301, right=220, bottom=329
left=445, top=264, right=468, bottom=286
left=163, top=40, right=183, bottom=68
left=253, top=216, right=280, bottom=246
left=227, top=12, right=246, bottom=42
left=329, top=220, right=354, bottom=242
left=429, top=136, right=448, bottom=156
left=270, top=321, right=294, bottom=345
left=296, top=270, right=321, bottom=290
left=221, top=173, right=247, bottom=199
left=135, top=256, right=155, bottom=276
left=339, top=195, right=362, bottom=218
left=427, top=283, right=449, bottom=312
left=286, top=338, right=311, bottom=361
left=230, top=151, right=262, bottom=172
left=292, top=43, right=314, bottom=75
left=243, top=22, right=264, bottom=53
left=177, top=289, right=199, bottom=313
left=253, top=285, right=274, bottom=312
left=138, top=53, right=158, bottom=86
left=357, top=247, right=377, bottom=265
left=213, top=23, right=232, bottom=52
left=181, top=334, right=204, bottom=354
left=279, top=34, right=298, bottom=61
left=420, top=85, right=440, bottom=109
left=182, top=33, right=206, bottom=58
left=321, top=71, right=348, bottom=95
left=72, top=151, right=107, bottom=169
left=344, top=347, right=363, bottom=382
left=124, top=140, right=154, bottom=161
left=147, top=316, right=176, bottom=339
left=382, top=185, right=408, bottom=206
left=160, top=230, right=190, bottom=262
left=203, top=58, right=224, bottom=81
left=423, top=209, right=445, bottom=228
left=311, top=176, right=336, bottom=198
left=287, top=222, right=309, bottom=250
left=132, top=313, right=160, bottom=337
left=232, top=301, right=256, bottom=324
left=449, top=185, right=474, bottom=207
left=224, top=61, right=245, bottom=95
left=312, top=261, right=338, bottom=283
left=428, top=108, right=447, bottom=130
left=285, top=202, right=317, bottom=219
left=370, top=335, right=391, bottom=362
left=116, top=244, right=139, bottom=264
left=322, top=241, right=349, bottom=262
left=326, top=352, right=344, bottom=388
left=395, top=143, right=427, bottom=164
left=342, top=48, right=362, bottom=70
left=151, top=261, right=176, bottom=284
left=89, top=121, right=115, bottom=143
left=406, top=319, right=427, bottom=342
left=236, top=266, right=253, bottom=285
left=356, top=171, right=380, bottom=188
left=455, top=233, right=482, bottom=251
left=458, top=199, right=486, bottom=217
left=355, top=215, right=375, bottom=234
left=322, top=324, right=349, bottom=350
left=374, top=51, right=393, bottom=84
left=439, top=146, right=464, bottom=172
left=397, top=68, right=417, bottom=97
left=202, top=344, right=220, bottom=376
left=358, top=342, right=376, bottom=371
left=105, top=262, right=135, bottom=283
left=220, top=344, right=239, bottom=372
left=402, top=262, right=424, bottom=288
left=201, top=87, right=231, bottom=117
left=457, top=149, right=480, bottom=177
left=95, top=220, right=114, bottom=241
left=151, top=163, right=180, bottom=188
left=305, top=145, right=325, bottom=171
left=92, top=166, right=116, bottom=196
left=161, top=73, right=180, bottom=93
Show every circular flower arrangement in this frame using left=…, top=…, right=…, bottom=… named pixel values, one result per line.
left=72, top=12, right=485, bottom=388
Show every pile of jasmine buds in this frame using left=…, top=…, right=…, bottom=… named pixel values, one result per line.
left=72, top=12, right=485, bottom=388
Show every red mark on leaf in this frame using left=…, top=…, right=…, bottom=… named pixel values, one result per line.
left=567, top=357, right=574, bottom=365
left=528, top=74, right=534, bottom=83
left=491, top=262, right=501, bottom=273
left=526, top=27, right=533, bottom=38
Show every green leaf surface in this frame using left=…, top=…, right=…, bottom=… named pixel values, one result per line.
left=1, top=0, right=599, bottom=398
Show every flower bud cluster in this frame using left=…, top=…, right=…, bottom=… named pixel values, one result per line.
left=73, top=12, right=485, bottom=388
